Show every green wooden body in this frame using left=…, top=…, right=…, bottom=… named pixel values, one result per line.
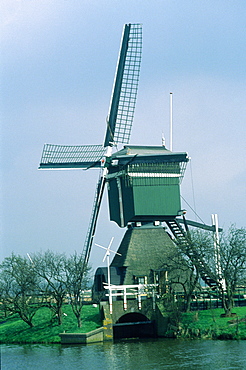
left=106, top=146, right=188, bottom=227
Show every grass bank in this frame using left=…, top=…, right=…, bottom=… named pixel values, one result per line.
left=177, top=306, right=246, bottom=340
left=0, top=304, right=101, bottom=344
left=1, top=305, right=246, bottom=343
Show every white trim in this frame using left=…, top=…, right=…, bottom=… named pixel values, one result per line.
left=107, top=171, right=181, bottom=179
left=128, top=172, right=181, bottom=178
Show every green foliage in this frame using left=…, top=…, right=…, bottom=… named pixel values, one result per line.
left=0, top=304, right=101, bottom=344
left=179, top=306, right=246, bottom=340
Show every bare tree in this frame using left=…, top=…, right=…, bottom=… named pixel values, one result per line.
left=160, top=246, right=200, bottom=312
left=183, top=226, right=246, bottom=316
left=219, top=226, right=246, bottom=316
left=33, top=250, right=92, bottom=327
left=33, top=250, right=67, bottom=325
left=0, top=254, right=41, bottom=327
left=0, top=250, right=93, bottom=328
left=64, top=253, right=92, bottom=328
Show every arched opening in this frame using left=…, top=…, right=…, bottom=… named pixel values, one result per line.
left=117, top=312, right=148, bottom=323
left=113, top=312, right=156, bottom=340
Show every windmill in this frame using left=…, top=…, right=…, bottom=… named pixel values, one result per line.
left=39, top=23, right=223, bottom=292
left=39, top=24, right=142, bottom=273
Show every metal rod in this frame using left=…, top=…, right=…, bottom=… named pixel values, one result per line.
left=109, top=287, right=113, bottom=314
left=124, top=287, right=127, bottom=310
left=170, top=92, right=173, bottom=151
left=211, top=214, right=225, bottom=290
left=107, top=254, right=111, bottom=287
left=138, top=289, right=142, bottom=310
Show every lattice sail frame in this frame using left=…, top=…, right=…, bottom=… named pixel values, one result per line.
left=39, top=144, right=106, bottom=169
left=113, top=24, right=142, bottom=144
left=104, top=24, right=142, bottom=147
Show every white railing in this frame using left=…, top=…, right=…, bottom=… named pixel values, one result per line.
left=104, top=284, right=159, bottom=314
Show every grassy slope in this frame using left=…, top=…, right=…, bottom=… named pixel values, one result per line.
left=0, top=304, right=101, bottom=344
left=1, top=305, right=246, bottom=343
left=180, top=306, right=246, bottom=339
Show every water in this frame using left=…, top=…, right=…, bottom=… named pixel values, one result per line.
left=1, top=339, right=246, bottom=370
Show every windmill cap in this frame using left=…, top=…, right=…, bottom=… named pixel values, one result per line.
left=110, top=145, right=189, bottom=163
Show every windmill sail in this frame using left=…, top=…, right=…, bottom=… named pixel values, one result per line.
left=81, top=173, right=106, bottom=272
left=39, top=24, right=142, bottom=273
left=104, top=24, right=142, bottom=147
left=81, top=24, right=142, bottom=267
left=39, top=144, right=106, bottom=169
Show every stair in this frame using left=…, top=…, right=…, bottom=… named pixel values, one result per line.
left=165, top=219, right=218, bottom=289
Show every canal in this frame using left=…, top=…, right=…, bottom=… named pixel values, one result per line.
left=2, top=339, right=246, bottom=369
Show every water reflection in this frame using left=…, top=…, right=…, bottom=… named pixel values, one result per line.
left=2, top=339, right=246, bottom=370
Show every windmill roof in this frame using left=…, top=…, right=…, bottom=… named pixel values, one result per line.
left=111, top=145, right=189, bottom=163
left=110, top=225, right=178, bottom=284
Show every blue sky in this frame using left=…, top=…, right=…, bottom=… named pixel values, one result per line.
left=1, top=1, right=246, bottom=270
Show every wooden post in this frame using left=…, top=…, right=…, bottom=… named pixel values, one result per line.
left=123, top=286, right=127, bottom=310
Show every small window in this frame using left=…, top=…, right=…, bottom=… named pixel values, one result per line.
left=137, top=276, right=147, bottom=285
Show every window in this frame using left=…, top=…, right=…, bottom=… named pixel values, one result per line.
left=137, top=276, right=147, bottom=285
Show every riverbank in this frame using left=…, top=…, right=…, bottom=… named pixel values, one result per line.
left=0, top=305, right=101, bottom=344
left=1, top=305, right=246, bottom=343
left=175, top=306, right=246, bottom=340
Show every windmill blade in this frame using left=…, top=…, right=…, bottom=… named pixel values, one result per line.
left=95, top=237, right=122, bottom=262
left=103, top=237, right=114, bottom=262
left=104, top=23, right=142, bottom=147
left=80, top=172, right=106, bottom=271
left=96, top=244, right=121, bottom=260
left=102, top=252, right=109, bottom=263
left=39, top=144, right=106, bottom=169
left=95, top=242, right=112, bottom=262
left=107, top=236, right=114, bottom=251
